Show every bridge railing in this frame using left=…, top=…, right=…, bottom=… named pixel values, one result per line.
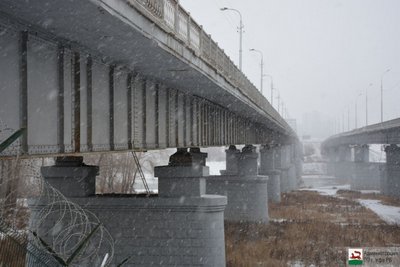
left=125, top=0, right=287, bottom=129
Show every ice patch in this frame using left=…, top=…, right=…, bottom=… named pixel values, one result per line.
left=358, top=199, right=400, bottom=225
left=300, top=184, right=350, bottom=196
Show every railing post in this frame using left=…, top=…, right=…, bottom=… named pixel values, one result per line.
left=208, top=34, right=212, bottom=62
left=174, top=0, right=179, bottom=33
left=199, top=25, right=204, bottom=55
left=187, top=13, right=191, bottom=46
left=160, top=0, right=165, bottom=19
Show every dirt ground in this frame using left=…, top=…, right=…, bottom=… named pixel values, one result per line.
left=225, top=190, right=400, bottom=267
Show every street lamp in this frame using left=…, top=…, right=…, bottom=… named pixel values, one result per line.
left=381, top=68, right=391, bottom=122
left=355, top=92, right=362, bottom=129
left=249, top=48, right=264, bottom=94
left=366, top=83, right=372, bottom=126
left=276, top=92, right=280, bottom=113
left=220, top=7, right=243, bottom=71
left=264, top=74, right=274, bottom=106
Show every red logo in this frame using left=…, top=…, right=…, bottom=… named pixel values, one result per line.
left=350, top=250, right=362, bottom=260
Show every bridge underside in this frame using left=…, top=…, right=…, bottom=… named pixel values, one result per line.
left=0, top=0, right=294, bottom=158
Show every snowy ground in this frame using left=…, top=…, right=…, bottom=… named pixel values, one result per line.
left=301, top=175, right=400, bottom=225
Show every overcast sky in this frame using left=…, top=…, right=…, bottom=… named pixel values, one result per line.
left=180, top=0, right=400, bottom=133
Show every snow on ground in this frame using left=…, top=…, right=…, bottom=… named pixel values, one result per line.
left=301, top=184, right=350, bottom=196
left=301, top=175, right=400, bottom=225
left=358, top=199, right=400, bottom=225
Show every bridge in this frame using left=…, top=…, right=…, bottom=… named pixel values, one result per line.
left=0, top=0, right=301, bottom=266
left=322, top=118, right=400, bottom=198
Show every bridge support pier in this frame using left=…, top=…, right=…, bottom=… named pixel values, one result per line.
left=351, top=145, right=380, bottom=190
left=335, top=146, right=353, bottom=181
left=31, top=151, right=227, bottom=266
left=259, top=144, right=281, bottom=203
left=276, top=145, right=291, bottom=193
left=206, top=145, right=269, bottom=223
left=384, top=145, right=400, bottom=198
left=326, top=147, right=337, bottom=176
left=41, top=156, right=98, bottom=197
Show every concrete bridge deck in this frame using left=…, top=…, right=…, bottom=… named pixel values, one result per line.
left=0, top=0, right=296, bottom=158
left=322, top=118, right=400, bottom=148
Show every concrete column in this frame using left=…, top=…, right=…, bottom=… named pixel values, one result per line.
left=259, top=144, right=281, bottom=203
left=294, top=142, right=303, bottom=185
left=351, top=145, right=380, bottom=190
left=238, top=144, right=258, bottom=175
left=336, top=145, right=353, bottom=180
left=384, top=144, right=400, bottom=198
left=220, top=145, right=240, bottom=175
left=41, top=156, right=98, bottom=197
left=287, top=144, right=298, bottom=191
left=206, top=145, right=269, bottom=223
left=30, top=152, right=227, bottom=266
left=354, top=145, right=369, bottom=163
left=326, top=147, right=337, bottom=176
left=259, top=144, right=275, bottom=172
left=276, top=145, right=290, bottom=193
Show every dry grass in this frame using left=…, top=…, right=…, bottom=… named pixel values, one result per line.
left=0, top=237, right=26, bottom=267
left=225, top=191, right=400, bottom=267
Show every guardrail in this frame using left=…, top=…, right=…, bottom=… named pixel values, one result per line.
left=125, top=0, right=288, bottom=130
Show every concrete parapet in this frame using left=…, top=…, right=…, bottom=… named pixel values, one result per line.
left=205, top=175, right=269, bottom=223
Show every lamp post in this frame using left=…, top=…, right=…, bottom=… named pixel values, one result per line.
left=249, top=48, right=264, bottom=94
left=355, top=92, right=362, bottom=129
left=355, top=102, right=358, bottom=129
left=264, top=74, right=274, bottom=106
left=276, top=92, right=280, bottom=114
left=381, top=68, right=391, bottom=122
left=366, top=83, right=372, bottom=126
left=220, top=7, right=243, bottom=71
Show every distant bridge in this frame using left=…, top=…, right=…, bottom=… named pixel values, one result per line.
left=0, top=0, right=296, bottom=157
left=322, top=118, right=400, bottom=147
left=322, top=118, right=400, bottom=199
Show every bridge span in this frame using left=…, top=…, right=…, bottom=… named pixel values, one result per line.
left=322, top=118, right=400, bottom=199
left=0, top=1, right=301, bottom=266
left=0, top=0, right=295, bottom=158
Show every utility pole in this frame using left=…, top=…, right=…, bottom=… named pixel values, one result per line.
left=381, top=69, right=391, bottom=122
left=366, top=86, right=369, bottom=126
left=342, top=112, right=345, bottom=132
left=355, top=102, right=357, bottom=129
left=347, top=107, right=350, bottom=131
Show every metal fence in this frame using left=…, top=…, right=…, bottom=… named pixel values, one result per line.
left=0, top=220, right=63, bottom=267
left=125, top=0, right=288, bottom=130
